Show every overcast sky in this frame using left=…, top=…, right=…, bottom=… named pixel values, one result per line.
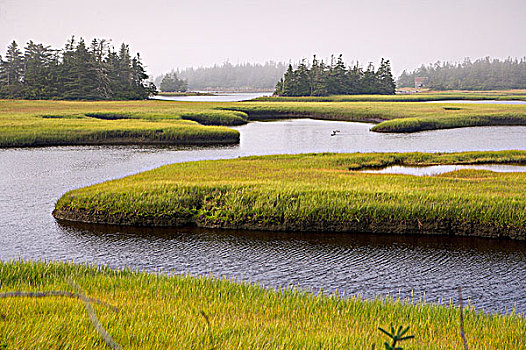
left=1, top=0, right=525, bottom=77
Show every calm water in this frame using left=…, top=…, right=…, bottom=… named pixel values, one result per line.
left=361, top=164, right=526, bottom=176
left=1, top=119, right=526, bottom=314
left=151, top=91, right=271, bottom=102
left=423, top=100, right=526, bottom=104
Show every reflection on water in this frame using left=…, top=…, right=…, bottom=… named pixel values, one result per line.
left=151, top=91, right=271, bottom=102
left=360, top=164, right=526, bottom=176
left=58, top=222, right=526, bottom=314
left=1, top=119, right=525, bottom=314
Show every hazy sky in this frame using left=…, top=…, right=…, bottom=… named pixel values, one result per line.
left=1, top=0, right=525, bottom=77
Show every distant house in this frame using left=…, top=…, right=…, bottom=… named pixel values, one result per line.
left=414, top=77, right=429, bottom=88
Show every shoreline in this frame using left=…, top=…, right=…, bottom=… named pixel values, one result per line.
left=52, top=207, right=525, bottom=240
left=52, top=151, right=526, bottom=240
left=2, top=260, right=523, bottom=348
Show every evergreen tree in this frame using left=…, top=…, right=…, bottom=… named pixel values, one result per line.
left=160, top=71, right=188, bottom=92
left=292, top=60, right=311, bottom=96
left=396, top=57, right=526, bottom=90
left=376, top=59, right=395, bottom=94
left=4, top=41, right=24, bottom=86
left=131, top=53, right=156, bottom=99
left=346, top=63, right=362, bottom=94
left=61, top=38, right=100, bottom=100
left=22, top=41, right=59, bottom=99
left=1, top=41, right=24, bottom=97
left=309, top=55, right=328, bottom=96
left=274, top=55, right=396, bottom=96
left=0, top=37, right=156, bottom=100
left=359, top=62, right=378, bottom=94
left=327, top=54, right=347, bottom=94
left=89, top=39, right=112, bottom=99
left=281, top=64, right=296, bottom=96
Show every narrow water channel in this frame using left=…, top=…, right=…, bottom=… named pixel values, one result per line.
left=1, top=119, right=525, bottom=314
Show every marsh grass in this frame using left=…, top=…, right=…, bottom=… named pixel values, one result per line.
left=254, top=91, right=526, bottom=102
left=2, top=99, right=526, bottom=147
left=226, top=101, right=526, bottom=132
left=0, top=260, right=524, bottom=349
left=54, top=151, right=526, bottom=239
left=0, top=100, right=244, bottom=147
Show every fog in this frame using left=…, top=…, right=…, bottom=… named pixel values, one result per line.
left=1, top=0, right=525, bottom=77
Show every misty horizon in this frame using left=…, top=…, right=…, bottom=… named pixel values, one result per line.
left=1, top=0, right=525, bottom=78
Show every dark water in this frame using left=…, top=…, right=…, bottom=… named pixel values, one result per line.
left=1, top=119, right=526, bottom=314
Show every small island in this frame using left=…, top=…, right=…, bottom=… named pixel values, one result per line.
left=54, top=151, right=526, bottom=240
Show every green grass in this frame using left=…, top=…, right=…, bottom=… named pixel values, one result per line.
left=0, top=100, right=244, bottom=147
left=255, top=91, right=526, bottom=102
left=0, top=260, right=524, bottom=349
left=225, top=100, right=526, bottom=132
left=2, top=97, right=526, bottom=147
left=54, top=151, right=526, bottom=239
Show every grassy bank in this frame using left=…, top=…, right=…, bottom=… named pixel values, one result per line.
left=54, top=151, right=526, bottom=239
left=0, top=100, right=245, bottom=147
left=156, top=91, right=215, bottom=96
left=255, top=91, right=526, bottom=102
left=2, top=99, right=526, bottom=147
left=0, top=260, right=524, bottom=349
left=227, top=101, right=526, bottom=132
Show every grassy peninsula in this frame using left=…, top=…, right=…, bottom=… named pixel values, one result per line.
left=1, top=260, right=524, bottom=349
left=255, top=90, right=526, bottom=102
left=3, top=96, right=526, bottom=148
left=0, top=100, right=245, bottom=147
left=54, top=151, right=526, bottom=239
left=228, top=100, right=526, bottom=132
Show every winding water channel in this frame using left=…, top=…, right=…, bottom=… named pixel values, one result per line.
left=1, top=119, right=526, bottom=314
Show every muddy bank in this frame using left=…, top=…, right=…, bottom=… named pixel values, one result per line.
left=53, top=206, right=525, bottom=240
left=2, top=135, right=239, bottom=148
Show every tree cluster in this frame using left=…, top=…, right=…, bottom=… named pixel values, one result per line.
left=274, top=55, right=396, bottom=96
left=159, top=71, right=188, bottom=92
left=0, top=37, right=156, bottom=100
left=157, top=61, right=288, bottom=91
left=398, top=57, right=526, bottom=90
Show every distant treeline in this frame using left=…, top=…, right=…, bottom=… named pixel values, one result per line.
left=275, top=55, right=396, bottom=96
left=0, top=38, right=156, bottom=100
left=156, top=62, right=287, bottom=91
left=398, top=57, right=526, bottom=90
left=159, top=72, right=188, bottom=92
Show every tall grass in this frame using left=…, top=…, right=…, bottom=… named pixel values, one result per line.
left=2, top=99, right=526, bottom=147
left=254, top=91, right=526, bottom=102
left=225, top=101, right=526, bottom=132
left=54, top=151, right=526, bottom=239
left=0, top=260, right=524, bottom=349
left=0, top=100, right=244, bottom=147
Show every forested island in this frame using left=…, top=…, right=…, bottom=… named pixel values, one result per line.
left=274, top=56, right=396, bottom=96
left=398, top=57, right=526, bottom=90
left=0, top=38, right=156, bottom=100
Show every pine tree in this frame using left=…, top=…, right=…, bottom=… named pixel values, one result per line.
left=61, top=38, right=99, bottom=99
left=309, top=55, right=328, bottom=96
left=327, top=54, right=347, bottom=95
left=280, top=64, right=295, bottom=96
left=89, top=39, right=112, bottom=99
left=376, top=58, right=396, bottom=94
left=160, top=71, right=188, bottom=92
left=360, top=62, right=378, bottom=94
left=22, top=41, right=59, bottom=99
